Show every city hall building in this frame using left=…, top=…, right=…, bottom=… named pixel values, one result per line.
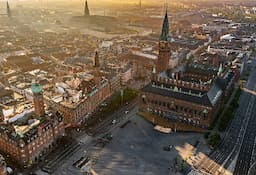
left=139, top=11, right=234, bottom=132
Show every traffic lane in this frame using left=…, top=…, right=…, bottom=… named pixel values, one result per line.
left=94, top=107, right=138, bottom=138
left=197, top=66, right=256, bottom=173
left=90, top=99, right=138, bottom=135
left=234, top=99, right=256, bottom=175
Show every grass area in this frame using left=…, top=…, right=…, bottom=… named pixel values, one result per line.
left=209, top=87, right=235, bottom=130
left=208, top=133, right=221, bottom=149
left=101, top=88, right=138, bottom=115
left=82, top=88, right=138, bottom=129
left=209, top=107, right=223, bottom=130
left=218, top=88, right=242, bottom=132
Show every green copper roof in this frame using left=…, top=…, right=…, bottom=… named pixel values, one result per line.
left=31, top=83, right=42, bottom=94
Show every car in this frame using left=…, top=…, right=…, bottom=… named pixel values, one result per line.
left=125, top=110, right=129, bottom=114
left=101, top=103, right=107, bottom=106
left=112, top=119, right=116, bottom=124
left=163, top=145, right=173, bottom=151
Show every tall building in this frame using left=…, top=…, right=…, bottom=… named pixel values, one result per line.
left=84, top=0, right=90, bottom=16
left=157, top=10, right=171, bottom=73
left=94, top=51, right=100, bottom=67
left=7, top=1, right=11, bottom=18
left=31, top=82, right=45, bottom=117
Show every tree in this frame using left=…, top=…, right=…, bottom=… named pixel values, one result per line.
left=208, top=133, right=221, bottom=148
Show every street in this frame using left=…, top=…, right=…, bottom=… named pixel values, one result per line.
left=194, top=60, right=256, bottom=175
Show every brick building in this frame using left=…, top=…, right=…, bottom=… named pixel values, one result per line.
left=31, top=82, right=45, bottom=117
left=0, top=112, right=65, bottom=166
left=45, top=74, right=121, bottom=126
left=139, top=9, right=235, bottom=132
left=157, top=10, right=179, bottom=72
left=0, top=84, right=65, bottom=166
left=139, top=65, right=234, bottom=132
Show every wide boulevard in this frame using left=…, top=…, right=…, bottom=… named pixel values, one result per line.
left=195, top=60, right=256, bottom=175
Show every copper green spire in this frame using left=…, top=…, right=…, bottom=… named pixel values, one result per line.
left=31, top=83, right=42, bottom=94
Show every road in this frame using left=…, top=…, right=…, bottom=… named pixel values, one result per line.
left=233, top=63, right=256, bottom=174
left=194, top=61, right=256, bottom=175
left=89, top=98, right=138, bottom=137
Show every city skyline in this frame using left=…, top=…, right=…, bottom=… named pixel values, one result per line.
left=0, top=0, right=256, bottom=174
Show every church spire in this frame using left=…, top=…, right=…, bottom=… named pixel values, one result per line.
left=7, top=1, right=11, bottom=18
left=84, top=0, right=90, bottom=16
left=94, top=51, right=100, bottom=67
left=160, top=9, right=169, bottom=41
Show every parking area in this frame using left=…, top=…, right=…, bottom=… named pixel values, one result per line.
left=91, top=116, right=204, bottom=175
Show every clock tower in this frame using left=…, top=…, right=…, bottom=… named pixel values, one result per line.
left=157, top=10, right=171, bottom=73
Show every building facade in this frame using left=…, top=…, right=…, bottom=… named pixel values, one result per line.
left=46, top=76, right=120, bottom=126
left=139, top=66, right=234, bottom=132
left=0, top=113, right=65, bottom=166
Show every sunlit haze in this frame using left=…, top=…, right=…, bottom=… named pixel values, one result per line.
left=0, top=0, right=256, bottom=175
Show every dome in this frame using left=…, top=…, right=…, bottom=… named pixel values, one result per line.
left=31, top=83, right=42, bottom=94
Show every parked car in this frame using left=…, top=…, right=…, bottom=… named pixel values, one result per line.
left=163, top=145, right=173, bottom=151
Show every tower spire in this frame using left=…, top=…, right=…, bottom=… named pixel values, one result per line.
left=94, top=51, right=100, bottom=67
left=84, top=0, right=90, bottom=16
left=7, top=1, right=11, bottom=18
left=160, top=10, right=169, bottom=41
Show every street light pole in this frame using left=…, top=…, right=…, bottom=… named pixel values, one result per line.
left=121, top=89, right=124, bottom=106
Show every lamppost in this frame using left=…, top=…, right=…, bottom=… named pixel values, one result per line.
left=120, top=89, right=124, bottom=106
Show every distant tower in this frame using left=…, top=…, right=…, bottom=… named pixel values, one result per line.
left=139, top=0, right=142, bottom=9
left=31, top=82, right=45, bottom=117
left=94, top=51, right=100, bottom=67
left=84, top=0, right=90, bottom=16
left=6, top=1, right=11, bottom=18
left=0, top=108, right=3, bottom=122
left=157, top=9, right=171, bottom=73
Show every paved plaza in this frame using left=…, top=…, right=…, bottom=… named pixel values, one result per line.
left=91, top=116, right=203, bottom=175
